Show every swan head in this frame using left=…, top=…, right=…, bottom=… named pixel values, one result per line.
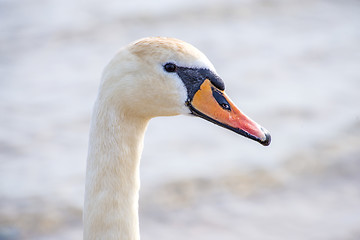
left=99, top=37, right=271, bottom=146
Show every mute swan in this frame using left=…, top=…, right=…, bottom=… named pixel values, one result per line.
left=84, top=37, right=271, bottom=240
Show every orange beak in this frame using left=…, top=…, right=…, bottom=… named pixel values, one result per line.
left=188, top=79, right=271, bottom=146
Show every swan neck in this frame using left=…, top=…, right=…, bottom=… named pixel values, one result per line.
left=84, top=101, right=149, bottom=240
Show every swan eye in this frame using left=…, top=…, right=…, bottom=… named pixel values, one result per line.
left=164, top=63, right=177, bottom=73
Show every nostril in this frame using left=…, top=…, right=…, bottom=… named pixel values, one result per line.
left=221, top=103, right=231, bottom=111
left=212, top=87, right=231, bottom=111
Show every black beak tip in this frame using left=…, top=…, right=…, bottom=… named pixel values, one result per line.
left=260, top=131, right=271, bottom=146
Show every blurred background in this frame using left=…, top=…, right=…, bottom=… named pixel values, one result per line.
left=1, top=0, right=360, bottom=239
